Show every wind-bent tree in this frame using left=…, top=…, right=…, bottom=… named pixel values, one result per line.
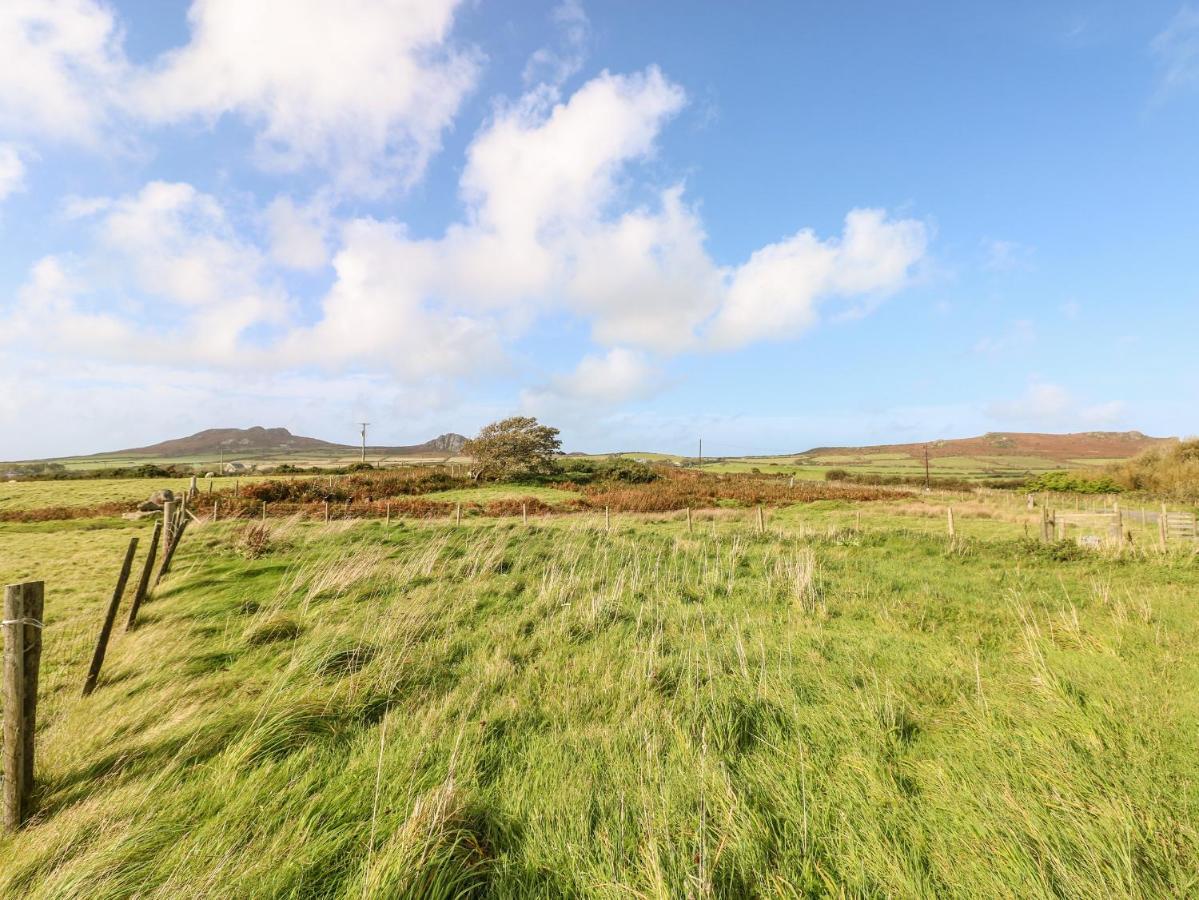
left=464, top=416, right=562, bottom=481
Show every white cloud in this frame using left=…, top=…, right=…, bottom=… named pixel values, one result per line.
left=1152, top=5, right=1199, bottom=95
left=133, top=0, right=479, bottom=194
left=0, top=145, right=26, bottom=203
left=523, top=0, right=590, bottom=87
left=264, top=196, right=330, bottom=271
left=708, top=209, right=928, bottom=348
left=0, top=0, right=128, bottom=147
left=2, top=66, right=930, bottom=428
left=563, top=187, right=724, bottom=352
left=522, top=347, right=661, bottom=417
left=986, top=382, right=1125, bottom=428
left=276, top=218, right=505, bottom=379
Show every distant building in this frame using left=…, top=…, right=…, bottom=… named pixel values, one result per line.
left=224, top=461, right=248, bottom=473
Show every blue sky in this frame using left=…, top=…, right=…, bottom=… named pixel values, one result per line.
left=0, top=0, right=1196, bottom=458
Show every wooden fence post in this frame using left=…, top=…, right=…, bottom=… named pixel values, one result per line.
left=155, top=519, right=189, bottom=585
left=162, top=500, right=175, bottom=550
left=83, top=538, right=138, bottom=697
left=324, top=501, right=330, bottom=523
left=213, top=498, right=219, bottom=522
left=455, top=503, right=462, bottom=526
left=385, top=503, right=391, bottom=527
left=605, top=506, right=610, bottom=532
left=1160, top=503, right=1169, bottom=548
left=522, top=503, right=528, bottom=525
left=125, top=520, right=162, bottom=631
left=947, top=506, right=955, bottom=538
left=756, top=505, right=765, bottom=534
left=3, top=580, right=43, bottom=830
left=686, top=506, right=693, bottom=535
left=261, top=500, right=267, bottom=521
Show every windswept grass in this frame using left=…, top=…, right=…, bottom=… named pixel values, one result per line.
left=1, top=507, right=1197, bottom=896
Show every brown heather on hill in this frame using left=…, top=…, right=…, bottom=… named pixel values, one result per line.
left=103, top=427, right=468, bottom=459
left=802, top=431, right=1174, bottom=462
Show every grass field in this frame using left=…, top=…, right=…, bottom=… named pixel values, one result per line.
left=1, top=478, right=1197, bottom=896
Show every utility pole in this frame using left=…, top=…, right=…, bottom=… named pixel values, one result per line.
left=924, top=444, right=930, bottom=490
left=358, top=422, right=369, bottom=464
left=698, top=438, right=703, bottom=469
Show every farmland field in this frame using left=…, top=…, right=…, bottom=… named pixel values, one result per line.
left=1, top=473, right=1197, bottom=897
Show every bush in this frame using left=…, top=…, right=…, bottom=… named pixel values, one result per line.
left=1025, top=471, right=1122, bottom=494
left=1107, top=438, right=1199, bottom=499
left=825, top=469, right=852, bottom=481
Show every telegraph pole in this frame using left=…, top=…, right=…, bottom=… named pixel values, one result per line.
left=358, top=423, right=370, bottom=464
left=698, top=438, right=703, bottom=469
left=924, top=444, right=930, bottom=490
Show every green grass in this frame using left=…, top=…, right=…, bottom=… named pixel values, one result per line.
left=1, top=498, right=1197, bottom=896
left=0, top=476, right=273, bottom=511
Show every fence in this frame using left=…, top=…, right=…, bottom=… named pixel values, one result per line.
left=2, top=500, right=190, bottom=831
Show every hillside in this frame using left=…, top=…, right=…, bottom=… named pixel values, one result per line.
left=801, top=431, right=1172, bottom=462
left=106, top=427, right=468, bottom=460
left=115, top=427, right=342, bottom=457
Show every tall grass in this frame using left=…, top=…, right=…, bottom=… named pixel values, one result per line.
left=0, top=515, right=1196, bottom=896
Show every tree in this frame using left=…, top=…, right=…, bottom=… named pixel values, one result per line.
left=463, top=416, right=562, bottom=481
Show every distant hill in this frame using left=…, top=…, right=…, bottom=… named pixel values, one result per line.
left=107, top=427, right=468, bottom=459
left=801, top=431, right=1172, bottom=462
left=116, top=427, right=341, bottom=457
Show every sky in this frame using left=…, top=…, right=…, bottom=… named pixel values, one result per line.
left=0, top=0, right=1196, bottom=459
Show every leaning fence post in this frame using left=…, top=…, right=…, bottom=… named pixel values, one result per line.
left=162, top=499, right=175, bottom=549
left=3, top=580, right=44, bottom=830
left=155, top=519, right=188, bottom=585
left=83, top=538, right=138, bottom=697
left=126, top=520, right=162, bottom=631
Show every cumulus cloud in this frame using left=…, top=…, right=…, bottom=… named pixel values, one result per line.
left=522, top=347, right=662, bottom=417
left=264, top=196, right=330, bottom=271
left=0, top=0, right=477, bottom=194
left=275, top=218, right=506, bottom=378
left=0, top=0, right=128, bottom=147
left=709, top=209, right=928, bottom=348
left=133, top=0, right=479, bottom=193
left=2, top=64, right=929, bottom=426
left=0, top=145, right=26, bottom=203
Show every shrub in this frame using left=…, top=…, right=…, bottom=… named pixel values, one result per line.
left=1025, top=471, right=1122, bottom=494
